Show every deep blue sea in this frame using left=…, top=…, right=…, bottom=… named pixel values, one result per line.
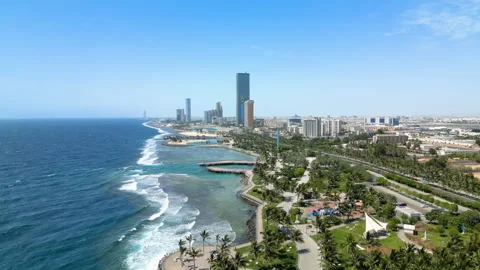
left=0, top=119, right=255, bottom=270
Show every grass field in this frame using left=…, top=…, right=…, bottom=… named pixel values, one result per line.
left=413, top=223, right=471, bottom=248
left=312, top=220, right=404, bottom=257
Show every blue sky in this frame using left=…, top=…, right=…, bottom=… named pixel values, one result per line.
left=1, top=0, right=479, bottom=118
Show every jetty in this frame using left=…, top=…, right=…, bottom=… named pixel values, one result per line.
left=198, top=160, right=256, bottom=166
left=205, top=166, right=249, bottom=174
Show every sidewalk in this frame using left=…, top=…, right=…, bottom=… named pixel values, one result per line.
left=397, top=230, right=432, bottom=253
left=295, top=224, right=321, bottom=270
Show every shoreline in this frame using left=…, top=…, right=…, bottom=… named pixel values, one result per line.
left=197, top=144, right=261, bottom=159
left=159, top=170, right=264, bottom=270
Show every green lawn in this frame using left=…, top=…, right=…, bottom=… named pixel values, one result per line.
left=312, top=220, right=404, bottom=256
left=413, top=223, right=471, bottom=248
left=248, top=188, right=264, bottom=200
left=236, top=242, right=297, bottom=270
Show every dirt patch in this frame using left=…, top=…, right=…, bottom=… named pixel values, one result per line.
left=406, top=234, right=436, bottom=250
left=473, top=172, right=480, bottom=181
left=417, top=157, right=431, bottom=163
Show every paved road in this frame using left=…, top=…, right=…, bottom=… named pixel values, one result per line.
left=371, top=185, right=430, bottom=216
left=369, top=170, right=470, bottom=213
left=322, top=152, right=480, bottom=202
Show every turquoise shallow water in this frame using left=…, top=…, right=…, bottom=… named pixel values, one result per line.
left=0, top=119, right=255, bottom=270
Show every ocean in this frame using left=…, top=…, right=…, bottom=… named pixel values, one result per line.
left=0, top=119, right=255, bottom=270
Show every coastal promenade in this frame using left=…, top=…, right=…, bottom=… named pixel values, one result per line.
left=160, top=158, right=264, bottom=270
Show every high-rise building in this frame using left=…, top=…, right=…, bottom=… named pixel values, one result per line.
left=244, top=100, right=254, bottom=128
left=204, top=109, right=218, bottom=124
left=302, top=118, right=322, bottom=138
left=327, top=119, right=340, bottom=137
left=216, top=102, right=223, bottom=117
left=176, top=109, right=185, bottom=122
left=236, top=72, right=250, bottom=126
left=143, top=111, right=147, bottom=120
left=185, top=98, right=191, bottom=122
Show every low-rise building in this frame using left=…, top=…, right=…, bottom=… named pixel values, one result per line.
left=395, top=206, right=421, bottom=220
left=373, top=134, right=408, bottom=144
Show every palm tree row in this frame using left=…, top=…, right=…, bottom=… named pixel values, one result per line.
left=328, top=143, right=480, bottom=195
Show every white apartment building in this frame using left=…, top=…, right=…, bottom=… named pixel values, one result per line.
left=323, top=119, right=340, bottom=137
left=302, top=118, right=323, bottom=138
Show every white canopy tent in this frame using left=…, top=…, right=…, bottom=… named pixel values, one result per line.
left=364, top=213, right=388, bottom=237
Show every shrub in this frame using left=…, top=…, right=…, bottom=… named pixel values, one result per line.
left=409, top=217, right=419, bottom=225
left=387, top=218, right=401, bottom=231
left=324, top=216, right=342, bottom=226
left=437, top=226, right=446, bottom=236
left=294, top=168, right=305, bottom=177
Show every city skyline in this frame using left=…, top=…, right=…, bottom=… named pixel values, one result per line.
left=1, top=0, right=480, bottom=118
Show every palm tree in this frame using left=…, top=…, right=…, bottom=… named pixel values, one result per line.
left=232, top=252, right=247, bottom=269
left=215, top=234, right=221, bottom=248
left=185, top=234, right=195, bottom=250
left=200, top=230, right=210, bottom=253
left=290, top=229, right=304, bottom=244
left=187, top=248, right=201, bottom=270
left=179, top=246, right=187, bottom=267
left=345, top=233, right=357, bottom=260
left=178, top=239, right=187, bottom=267
left=220, top=234, right=232, bottom=246
left=364, top=231, right=380, bottom=251
left=178, top=239, right=186, bottom=250
left=249, top=240, right=261, bottom=260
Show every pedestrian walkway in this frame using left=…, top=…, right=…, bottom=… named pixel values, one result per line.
left=278, top=158, right=321, bottom=270
left=295, top=224, right=321, bottom=270
left=397, top=230, right=433, bottom=253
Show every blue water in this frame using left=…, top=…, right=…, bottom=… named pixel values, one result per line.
left=0, top=119, right=255, bottom=270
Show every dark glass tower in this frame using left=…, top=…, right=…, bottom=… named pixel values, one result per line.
left=236, top=72, right=250, bottom=126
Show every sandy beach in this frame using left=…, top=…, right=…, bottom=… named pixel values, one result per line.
left=165, top=139, right=209, bottom=146
left=179, top=131, right=218, bottom=137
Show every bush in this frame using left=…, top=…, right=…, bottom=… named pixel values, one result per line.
left=289, top=208, right=302, bottom=223
left=448, top=228, right=460, bottom=237
left=375, top=177, right=389, bottom=186
left=387, top=218, right=401, bottom=231
left=324, top=216, right=342, bottom=226
left=294, top=168, right=305, bottom=177
left=400, top=213, right=410, bottom=224
left=409, top=217, right=419, bottom=225
left=437, top=226, right=446, bottom=236
left=474, top=223, right=480, bottom=232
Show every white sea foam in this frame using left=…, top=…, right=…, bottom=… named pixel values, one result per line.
left=130, top=228, right=137, bottom=232
left=148, top=210, right=163, bottom=221
left=119, top=181, right=138, bottom=191
left=137, top=138, right=159, bottom=166
left=118, top=235, right=126, bottom=241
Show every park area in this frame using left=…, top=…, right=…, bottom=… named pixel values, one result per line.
left=408, top=222, right=473, bottom=250
left=235, top=242, right=297, bottom=270
left=313, top=220, right=405, bottom=256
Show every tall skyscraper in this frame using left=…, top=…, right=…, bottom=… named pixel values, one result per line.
left=216, top=102, right=223, bottom=117
left=236, top=72, right=250, bottom=126
left=185, top=98, right=191, bottom=122
left=244, top=100, right=254, bottom=128
left=143, top=111, right=147, bottom=120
